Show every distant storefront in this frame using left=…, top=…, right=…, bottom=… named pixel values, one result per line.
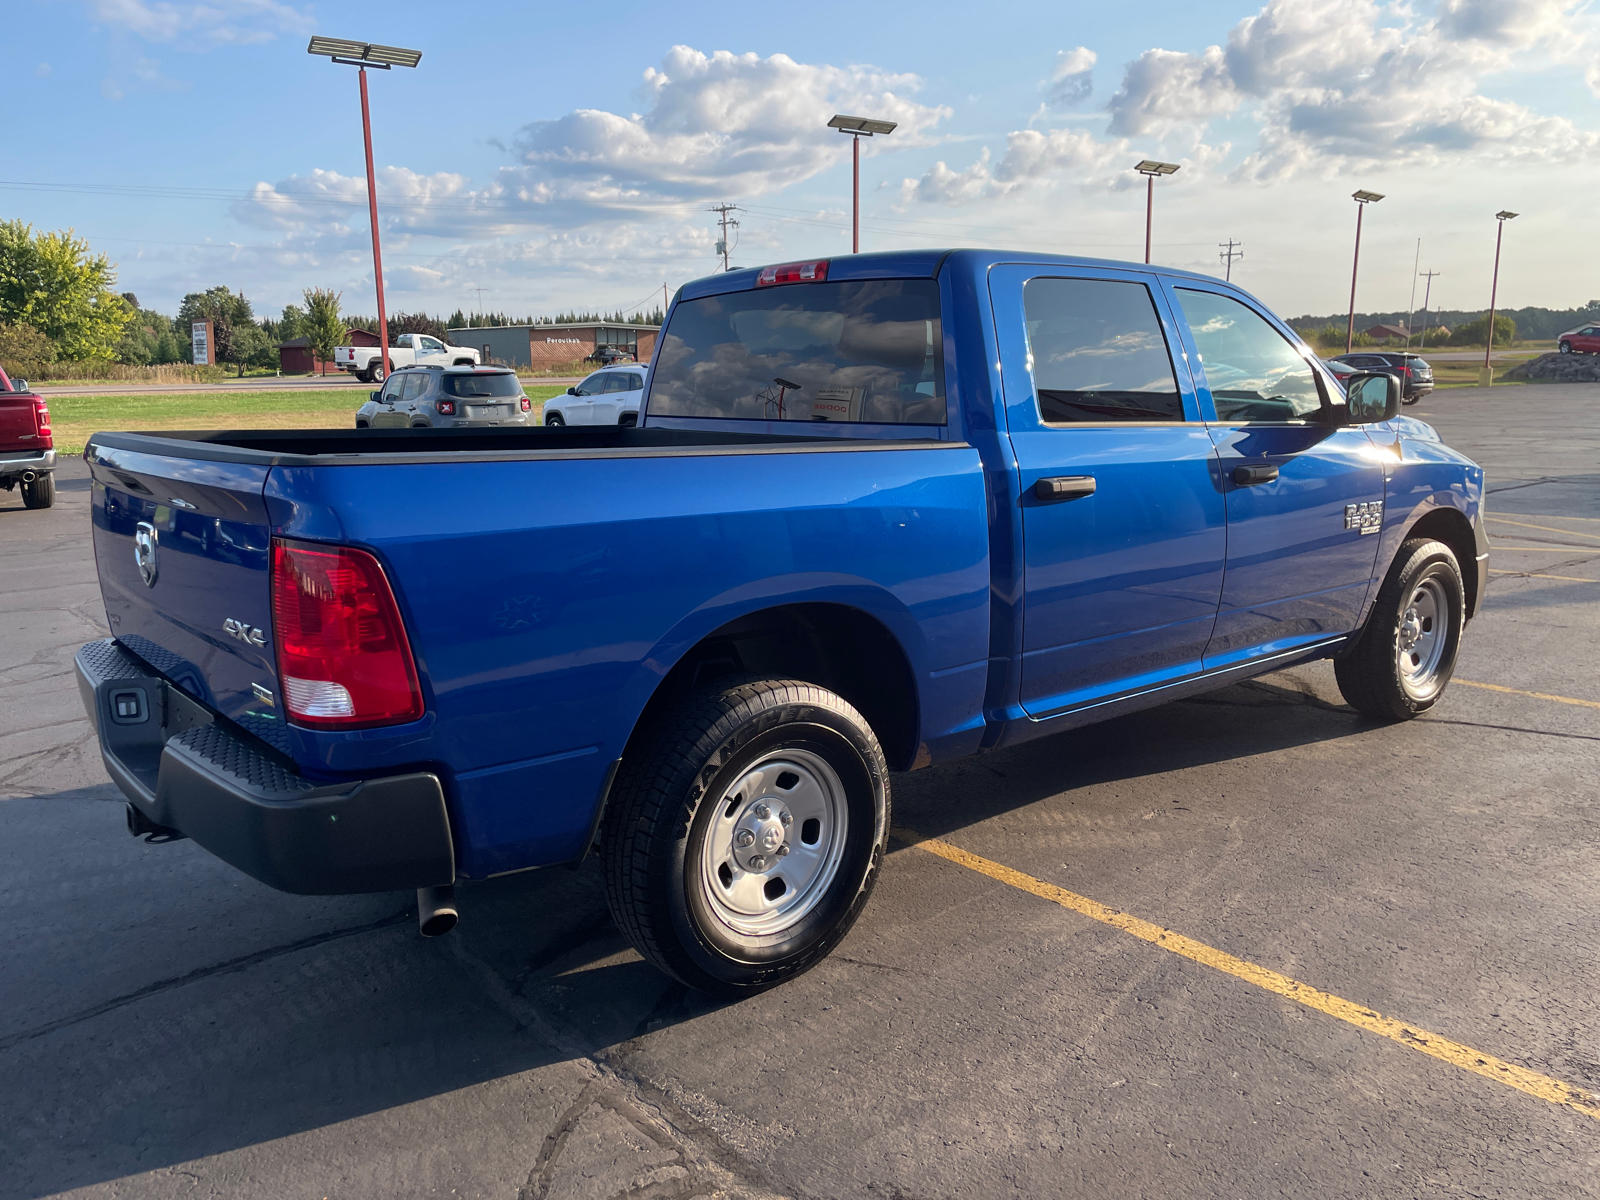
left=446, top=322, right=659, bottom=369
left=278, top=327, right=378, bottom=375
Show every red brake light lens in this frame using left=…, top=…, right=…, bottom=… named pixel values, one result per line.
left=756, top=259, right=830, bottom=286
left=270, top=540, right=424, bottom=729
left=520, top=396, right=531, bottom=412
left=436, top=399, right=456, bottom=415
left=33, top=398, right=50, bottom=439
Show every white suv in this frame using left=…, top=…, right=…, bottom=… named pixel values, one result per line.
left=543, top=364, right=646, bottom=426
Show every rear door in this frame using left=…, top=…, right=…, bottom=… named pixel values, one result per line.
left=87, top=443, right=284, bottom=751
left=990, top=264, right=1226, bottom=717
left=1167, top=284, right=1385, bottom=669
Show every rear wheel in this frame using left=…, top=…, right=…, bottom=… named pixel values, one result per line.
left=370, top=360, right=388, bottom=383
left=21, top=474, right=54, bottom=509
left=356, top=368, right=373, bottom=383
left=602, top=678, right=890, bottom=998
left=1335, top=538, right=1464, bottom=721
left=545, top=411, right=565, bottom=427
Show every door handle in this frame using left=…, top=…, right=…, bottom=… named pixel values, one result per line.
left=1232, top=464, right=1279, bottom=486
left=1035, top=475, right=1096, bottom=502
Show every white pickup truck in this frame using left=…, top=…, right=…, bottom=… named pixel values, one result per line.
left=334, top=333, right=481, bottom=382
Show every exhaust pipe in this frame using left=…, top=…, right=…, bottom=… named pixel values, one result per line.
left=417, top=884, right=458, bottom=937
left=20, top=470, right=36, bottom=483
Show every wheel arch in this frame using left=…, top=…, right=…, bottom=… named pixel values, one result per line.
left=1404, top=505, right=1480, bottom=618
left=624, top=601, right=923, bottom=773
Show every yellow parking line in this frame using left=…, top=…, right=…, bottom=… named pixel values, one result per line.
left=1489, top=568, right=1600, bottom=584
left=892, top=827, right=1600, bottom=1123
left=1498, top=512, right=1600, bottom=524
left=1453, top=679, right=1600, bottom=710
left=1487, top=546, right=1600, bottom=552
left=1487, top=516, right=1600, bottom=541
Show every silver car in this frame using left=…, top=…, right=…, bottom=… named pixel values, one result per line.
left=356, top=365, right=532, bottom=429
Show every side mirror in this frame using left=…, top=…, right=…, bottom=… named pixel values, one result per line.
left=370, top=391, right=381, bottom=402
left=567, top=386, right=578, bottom=396
left=1345, top=372, right=1400, bottom=424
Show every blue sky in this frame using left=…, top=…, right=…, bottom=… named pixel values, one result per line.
left=6, top=0, right=1598, bottom=323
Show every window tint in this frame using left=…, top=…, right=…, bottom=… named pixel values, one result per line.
left=1022, top=278, right=1182, bottom=423
left=576, top=372, right=606, bottom=396
left=419, top=336, right=444, bottom=351
left=400, top=372, right=429, bottom=402
left=444, top=372, right=522, bottom=398
left=380, top=376, right=405, bottom=401
left=626, top=372, right=644, bottom=391
left=603, top=372, right=632, bottom=393
left=395, top=334, right=413, bottom=348
left=1175, top=290, right=1324, bottom=421
left=648, top=279, right=945, bottom=424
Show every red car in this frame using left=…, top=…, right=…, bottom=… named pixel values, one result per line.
left=0, top=366, right=55, bottom=508
left=1557, top=325, right=1600, bottom=354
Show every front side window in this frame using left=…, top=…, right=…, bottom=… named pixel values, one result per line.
left=1175, top=290, right=1324, bottom=421
left=444, top=372, right=522, bottom=398
left=575, top=372, right=606, bottom=396
left=419, top=335, right=444, bottom=352
left=1022, top=278, right=1183, bottom=423
left=648, top=279, right=945, bottom=424
left=380, top=375, right=405, bottom=402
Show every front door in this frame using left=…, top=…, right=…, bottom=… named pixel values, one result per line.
left=372, top=374, right=407, bottom=426
left=991, top=265, right=1227, bottom=718
left=1168, top=285, right=1386, bottom=669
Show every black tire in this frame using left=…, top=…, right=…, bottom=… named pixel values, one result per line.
left=1335, top=538, right=1465, bottom=721
left=21, top=473, right=54, bottom=509
left=545, top=411, right=565, bottom=427
left=602, top=678, right=890, bottom=998
left=355, top=419, right=369, bottom=429
left=370, top=360, right=389, bottom=383
left=1559, top=341, right=1572, bottom=354
left=356, top=369, right=373, bottom=384
left=618, top=411, right=638, bottom=427
left=1401, top=392, right=1420, bottom=405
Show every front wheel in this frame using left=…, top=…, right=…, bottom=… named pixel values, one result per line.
left=1335, top=538, right=1465, bottom=721
left=544, top=411, right=565, bottom=426
left=602, top=679, right=890, bottom=998
left=21, top=474, right=54, bottom=509
left=1559, top=341, right=1572, bottom=354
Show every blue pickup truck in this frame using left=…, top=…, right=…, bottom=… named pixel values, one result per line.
left=76, top=250, right=1487, bottom=996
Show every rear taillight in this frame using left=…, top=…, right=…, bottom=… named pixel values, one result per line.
left=436, top=399, right=456, bottom=415
left=33, top=398, right=50, bottom=439
left=270, top=540, right=423, bottom=729
left=520, top=396, right=531, bottom=412
left=757, top=259, right=829, bottom=286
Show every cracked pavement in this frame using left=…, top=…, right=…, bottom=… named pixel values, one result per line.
left=2, top=384, right=1597, bottom=1198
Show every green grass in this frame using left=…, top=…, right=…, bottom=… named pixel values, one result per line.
left=49, top=385, right=568, bottom=454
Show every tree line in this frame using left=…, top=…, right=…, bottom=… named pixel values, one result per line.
left=1289, top=301, right=1600, bottom=349
left=0, top=219, right=664, bottom=379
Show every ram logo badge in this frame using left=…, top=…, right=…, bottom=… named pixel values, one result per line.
left=1344, top=501, right=1383, bottom=535
left=223, top=618, right=267, bottom=647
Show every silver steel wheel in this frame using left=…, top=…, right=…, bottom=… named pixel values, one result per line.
left=698, top=748, right=849, bottom=941
left=1397, top=575, right=1450, bottom=700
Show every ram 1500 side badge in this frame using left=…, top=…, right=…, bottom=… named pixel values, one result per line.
left=1345, top=502, right=1383, bottom=535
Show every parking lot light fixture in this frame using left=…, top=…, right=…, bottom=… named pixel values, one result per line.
left=1345, top=190, right=1385, bottom=353
left=828, top=115, right=897, bottom=253
left=1482, top=211, right=1519, bottom=386
left=1134, top=161, right=1181, bottom=264
left=308, top=37, right=422, bottom=385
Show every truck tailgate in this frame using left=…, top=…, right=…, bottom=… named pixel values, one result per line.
left=88, top=442, right=285, bottom=750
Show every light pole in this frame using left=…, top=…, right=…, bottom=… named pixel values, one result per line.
left=1346, top=190, right=1384, bottom=353
left=1481, top=210, right=1518, bottom=387
left=308, top=37, right=422, bottom=384
left=1134, top=160, right=1180, bottom=264
left=828, top=115, right=897, bottom=253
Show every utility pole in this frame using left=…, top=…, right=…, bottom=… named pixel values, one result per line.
left=1404, top=238, right=1421, bottom=348
left=662, top=282, right=669, bottom=318
left=708, top=204, right=739, bottom=272
left=474, top=286, right=488, bottom=320
left=1218, top=239, right=1243, bottom=281
left=1417, top=270, right=1440, bottom=350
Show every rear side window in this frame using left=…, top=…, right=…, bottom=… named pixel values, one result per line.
left=1022, top=278, right=1183, bottom=423
left=603, top=373, right=633, bottom=394
left=400, top=373, right=429, bottom=402
left=648, top=279, right=945, bottom=424
left=444, top=373, right=522, bottom=398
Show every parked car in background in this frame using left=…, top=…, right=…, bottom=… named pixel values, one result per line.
left=1557, top=325, right=1600, bottom=355
left=0, top=367, right=55, bottom=508
left=1330, top=352, right=1433, bottom=405
left=542, top=364, right=646, bottom=426
left=335, top=332, right=481, bottom=383
left=355, top=366, right=532, bottom=429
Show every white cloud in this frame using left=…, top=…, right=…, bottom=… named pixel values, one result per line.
left=34, top=63, right=51, bottom=77
left=87, top=0, right=314, bottom=48
left=1047, top=47, right=1097, bottom=107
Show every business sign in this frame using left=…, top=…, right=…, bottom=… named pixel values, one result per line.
left=802, top=386, right=863, bottom=422
left=190, top=319, right=213, bottom=366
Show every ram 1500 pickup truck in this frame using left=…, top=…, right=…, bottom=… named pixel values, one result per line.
left=334, top=332, right=481, bottom=383
left=0, top=366, right=55, bottom=508
left=76, top=250, right=1487, bottom=996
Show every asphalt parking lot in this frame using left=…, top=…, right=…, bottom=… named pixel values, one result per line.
left=2, top=385, right=1596, bottom=1199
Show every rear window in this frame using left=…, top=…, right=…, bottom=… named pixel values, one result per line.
left=647, top=279, right=945, bottom=424
left=1404, top=357, right=1428, bottom=368
left=443, top=372, right=522, bottom=398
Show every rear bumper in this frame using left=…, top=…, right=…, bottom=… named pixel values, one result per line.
left=0, top=448, right=55, bottom=477
left=76, top=638, right=455, bottom=895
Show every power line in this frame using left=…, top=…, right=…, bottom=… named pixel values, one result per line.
left=1218, top=238, right=1243, bottom=281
